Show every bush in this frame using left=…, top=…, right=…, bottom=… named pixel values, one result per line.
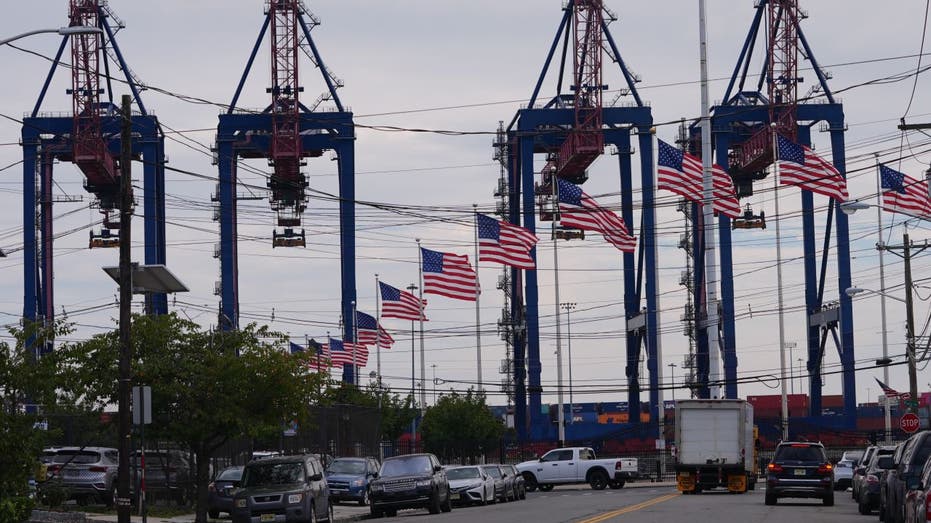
left=0, top=496, right=36, bottom=523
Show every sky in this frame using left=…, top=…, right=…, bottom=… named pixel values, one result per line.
left=1, top=1, right=930, bottom=410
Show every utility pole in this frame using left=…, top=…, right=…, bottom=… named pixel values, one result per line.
left=880, top=231, right=927, bottom=410
left=116, top=94, right=133, bottom=523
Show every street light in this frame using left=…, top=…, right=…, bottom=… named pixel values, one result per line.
left=0, top=26, right=102, bottom=47
left=667, top=363, right=677, bottom=402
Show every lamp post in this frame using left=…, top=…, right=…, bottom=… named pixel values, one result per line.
left=0, top=25, right=102, bottom=47
left=560, top=302, right=576, bottom=422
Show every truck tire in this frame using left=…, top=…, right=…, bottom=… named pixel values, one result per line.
left=589, top=470, right=609, bottom=490
left=522, top=473, right=538, bottom=492
left=608, top=479, right=625, bottom=489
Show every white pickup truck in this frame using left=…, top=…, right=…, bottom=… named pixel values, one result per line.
left=515, top=447, right=639, bottom=491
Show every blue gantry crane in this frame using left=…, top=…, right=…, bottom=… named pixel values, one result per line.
left=504, top=0, right=659, bottom=441
left=215, top=0, right=358, bottom=382
left=689, top=0, right=855, bottom=423
left=21, top=0, right=168, bottom=353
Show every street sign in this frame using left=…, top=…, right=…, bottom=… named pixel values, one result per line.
left=905, top=399, right=919, bottom=408
left=901, top=413, right=920, bottom=434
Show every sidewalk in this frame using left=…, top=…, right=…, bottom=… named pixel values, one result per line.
left=31, top=504, right=368, bottom=523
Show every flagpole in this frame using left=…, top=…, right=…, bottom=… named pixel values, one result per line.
left=406, top=284, right=417, bottom=452
left=699, top=0, right=721, bottom=400
left=417, top=239, right=426, bottom=414
left=473, top=205, right=483, bottom=393
left=375, top=273, right=382, bottom=391
left=772, top=123, right=789, bottom=442
left=651, top=128, right=666, bottom=476
left=352, top=300, right=359, bottom=387
left=551, top=170, right=566, bottom=445
left=874, top=154, right=891, bottom=444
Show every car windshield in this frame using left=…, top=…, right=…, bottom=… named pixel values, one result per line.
left=328, top=460, right=366, bottom=475
left=447, top=468, right=481, bottom=480
left=380, top=456, right=432, bottom=477
left=775, top=445, right=824, bottom=462
left=217, top=467, right=243, bottom=481
left=483, top=466, right=502, bottom=479
left=52, top=451, right=100, bottom=464
left=836, top=460, right=853, bottom=468
left=242, top=462, right=305, bottom=487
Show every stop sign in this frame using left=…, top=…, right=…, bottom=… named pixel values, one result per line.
left=901, top=413, right=920, bottom=434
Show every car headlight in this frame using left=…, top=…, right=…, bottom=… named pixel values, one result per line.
left=466, top=482, right=482, bottom=490
left=416, top=480, right=432, bottom=488
left=351, top=479, right=364, bottom=487
left=235, top=498, right=247, bottom=508
left=288, top=493, right=303, bottom=504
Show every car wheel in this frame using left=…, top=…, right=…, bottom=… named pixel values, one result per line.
left=522, top=473, right=538, bottom=492
left=765, top=491, right=776, bottom=506
left=369, top=503, right=383, bottom=519
left=879, top=497, right=886, bottom=522
left=441, top=488, right=452, bottom=512
left=428, top=490, right=441, bottom=514
left=608, top=480, right=624, bottom=489
left=520, top=486, right=526, bottom=500
left=589, top=470, right=609, bottom=490
left=539, top=484, right=555, bottom=492
left=858, top=491, right=872, bottom=515
left=385, top=508, right=397, bottom=517
left=823, top=490, right=834, bottom=507
left=208, top=509, right=220, bottom=519
left=323, top=502, right=334, bottom=523
left=359, top=489, right=369, bottom=506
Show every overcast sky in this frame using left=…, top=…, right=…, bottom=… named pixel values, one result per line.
left=1, top=1, right=930, bottom=409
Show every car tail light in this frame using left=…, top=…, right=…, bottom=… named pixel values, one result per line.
left=817, top=463, right=833, bottom=475
left=866, top=474, right=879, bottom=485
left=615, top=461, right=623, bottom=471
left=47, top=465, right=60, bottom=474
left=88, top=466, right=107, bottom=473
left=767, top=463, right=783, bottom=473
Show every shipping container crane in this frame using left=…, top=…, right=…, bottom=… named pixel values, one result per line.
left=215, top=0, right=358, bottom=382
left=504, top=0, right=659, bottom=442
left=21, top=0, right=168, bottom=352
left=689, top=0, right=855, bottom=424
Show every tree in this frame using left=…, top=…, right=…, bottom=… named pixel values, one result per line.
left=60, top=313, right=325, bottom=523
left=0, top=321, right=74, bottom=520
left=420, top=390, right=504, bottom=462
left=320, top=382, right=418, bottom=440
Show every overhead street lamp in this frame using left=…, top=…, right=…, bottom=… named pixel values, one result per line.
left=0, top=26, right=102, bottom=47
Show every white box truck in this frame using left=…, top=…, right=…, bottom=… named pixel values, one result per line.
left=674, top=399, right=756, bottom=494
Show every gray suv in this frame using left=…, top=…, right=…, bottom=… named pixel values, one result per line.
left=231, top=454, right=333, bottom=523
left=42, top=447, right=119, bottom=506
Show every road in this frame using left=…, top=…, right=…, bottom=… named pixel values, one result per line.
left=366, top=483, right=867, bottom=522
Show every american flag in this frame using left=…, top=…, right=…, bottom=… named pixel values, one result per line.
left=476, top=213, right=538, bottom=270
left=874, top=377, right=901, bottom=398
left=307, top=339, right=331, bottom=371
left=355, top=311, right=395, bottom=349
left=776, top=135, right=848, bottom=202
left=379, top=281, right=427, bottom=321
left=327, top=338, right=368, bottom=367
left=289, top=341, right=304, bottom=354
left=880, top=165, right=931, bottom=218
left=421, top=247, right=479, bottom=301
left=556, top=179, right=637, bottom=253
left=656, top=139, right=741, bottom=218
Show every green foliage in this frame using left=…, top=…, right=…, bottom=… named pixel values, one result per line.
left=0, top=321, right=70, bottom=504
left=320, top=382, right=418, bottom=440
left=0, top=495, right=35, bottom=522
left=420, top=390, right=504, bottom=461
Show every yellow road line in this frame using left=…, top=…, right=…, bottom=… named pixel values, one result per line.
left=576, top=492, right=680, bottom=523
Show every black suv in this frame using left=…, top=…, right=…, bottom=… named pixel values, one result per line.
left=880, top=431, right=931, bottom=523
left=765, top=441, right=834, bottom=506
left=231, top=454, right=332, bottom=523
left=368, top=453, right=452, bottom=518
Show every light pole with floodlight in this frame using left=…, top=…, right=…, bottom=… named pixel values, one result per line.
left=0, top=25, right=102, bottom=47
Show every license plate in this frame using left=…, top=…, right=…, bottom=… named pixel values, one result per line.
left=260, top=515, right=275, bottom=522
left=794, top=469, right=806, bottom=476
left=450, top=493, right=460, bottom=500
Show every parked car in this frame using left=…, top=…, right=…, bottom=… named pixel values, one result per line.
left=834, top=459, right=855, bottom=491
left=764, top=441, right=834, bottom=506
left=516, top=447, right=639, bottom=491
left=855, top=445, right=896, bottom=515
left=852, top=445, right=878, bottom=500
left=231, top=454, right=333, bottom=523
left=502, top=464, right=526, bottom=500
left=132, top=449, right=192, bottom=505
left=843, top=449, right=866, bottom=467
left=207, top=465, right=243, bottom=519
left=882, top=431, right=931, bottom=523
left=41, top=447, right=119, bottom=506
left=446, top=465, right=495, bottom=506
left=482, top=464, right=510, bottom=502
left=904, top=454, right=931, bottom=523
left=368, top=453, right=451, bottom=518
left=325, top=456, right=379, bottom=506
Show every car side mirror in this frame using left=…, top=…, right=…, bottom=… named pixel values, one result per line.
left=309, top=473, right=323, bottom=482
left=371, top=472, right=378, bottom=479
left=433, top=465, right=443, bottom=473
